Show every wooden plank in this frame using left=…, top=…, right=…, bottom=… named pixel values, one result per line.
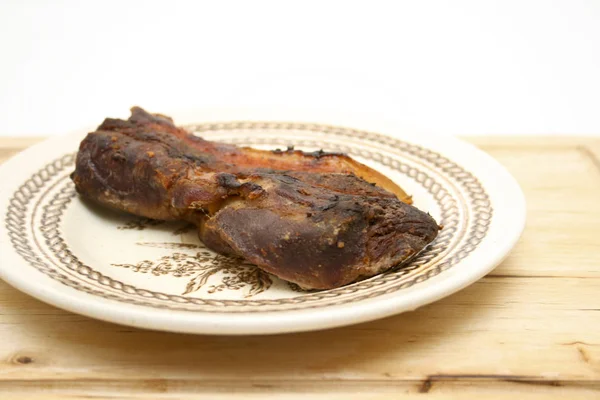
left=0, top=276, right=597, bottom=382
left=0, top=136, right=599, bottom=399
left=481, top=145, right=600, bottom=278
left=1, top=381, right=599, bottom=400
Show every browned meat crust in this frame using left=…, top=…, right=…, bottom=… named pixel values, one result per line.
left=71, top=107, right=439, bottom=289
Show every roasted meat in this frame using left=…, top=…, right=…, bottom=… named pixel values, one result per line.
left=71, top=107, right=439, bottom=289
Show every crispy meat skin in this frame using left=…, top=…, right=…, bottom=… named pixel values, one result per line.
left=71, top=107, right=439, bottom=289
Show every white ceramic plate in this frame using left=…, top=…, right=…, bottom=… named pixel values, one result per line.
left=0, top=108, right=525, bottom=335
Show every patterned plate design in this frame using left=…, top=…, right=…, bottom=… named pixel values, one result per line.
left=0, top=112, right=525, bottom=334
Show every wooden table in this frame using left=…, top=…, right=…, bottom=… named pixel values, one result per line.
left=0, top=137, right=599, bottom=399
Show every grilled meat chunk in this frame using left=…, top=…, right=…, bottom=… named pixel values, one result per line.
left=71, top=107, right=439, bottom=289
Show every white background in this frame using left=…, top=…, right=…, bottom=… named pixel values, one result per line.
left=1, top=0, right=599, bottom=137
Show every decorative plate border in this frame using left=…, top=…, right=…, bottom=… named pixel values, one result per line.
left=4, top=122, right=492, bottom=312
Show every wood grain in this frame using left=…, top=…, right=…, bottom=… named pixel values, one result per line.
left=0, top=136, right=598, bottom=399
